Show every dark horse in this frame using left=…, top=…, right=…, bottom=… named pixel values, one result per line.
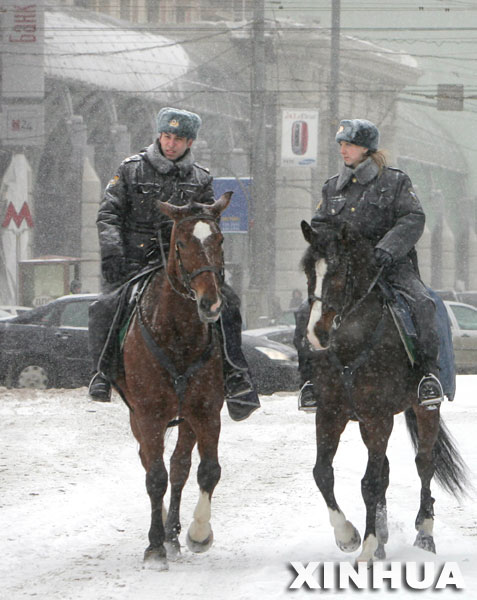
left=301, top=220, right=469, bottom=563
left=116, top=193, right=231, bottom=570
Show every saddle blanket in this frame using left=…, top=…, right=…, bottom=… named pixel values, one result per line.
left=388, top=286, right=456, bottom=401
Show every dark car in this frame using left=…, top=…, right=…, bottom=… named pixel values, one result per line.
left=0, top=294, right=299, bottom=395
left=0, top=294, right=96, bottom=389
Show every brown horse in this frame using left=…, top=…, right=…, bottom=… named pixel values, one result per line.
left=301, top=220, right=469, bottom=563
left=117, top=193, right=231, bottom=570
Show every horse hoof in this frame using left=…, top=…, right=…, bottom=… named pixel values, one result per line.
left=186, top=530, right=214, bottom=554
left=335, top=522, right=361, bottom=553
left=374, top=543, right=386, bottom=560
left=165, top=539, right=181, bottom=560
left=414, top=531, right=436, bottom=554
left=143, top=546, right=169, bottom=571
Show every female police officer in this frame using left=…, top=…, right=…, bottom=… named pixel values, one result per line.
left=297, top=118, right=444, bottom=411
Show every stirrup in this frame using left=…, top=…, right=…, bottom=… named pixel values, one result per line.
left=298, top=381, right=317, bottom=412
left=418, top=373, right=444, bottom=409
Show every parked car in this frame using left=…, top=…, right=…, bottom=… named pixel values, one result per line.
left=243, top=325, right=295, bottom=349
left=436, top=290, right=477, bottom=309
left=0, top=293, right=299, bottom=394
left=444, top=300, right=477, bottom=373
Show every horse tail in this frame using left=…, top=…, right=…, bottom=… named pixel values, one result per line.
left=404, top=407, right=471, bottom=500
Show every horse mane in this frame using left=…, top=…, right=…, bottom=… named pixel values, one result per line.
left=300, top=245, right=323, bottom=299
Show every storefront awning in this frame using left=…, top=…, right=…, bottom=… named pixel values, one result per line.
left=44, top=9, right=190, bottom=97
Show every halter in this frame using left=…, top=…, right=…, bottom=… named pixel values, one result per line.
left=157, top=213, right=223, bottom=301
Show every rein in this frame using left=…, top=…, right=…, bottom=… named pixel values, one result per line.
left=135, top=211, right=222, bottom=420
left=325, top=264, right=386, bottom=418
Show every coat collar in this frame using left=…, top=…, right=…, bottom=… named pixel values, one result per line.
left=145, top=141, right=195, bottom=176
left=336, top=157, right=380, bottom=191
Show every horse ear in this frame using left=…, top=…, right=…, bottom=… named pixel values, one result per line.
left=158, top=200, right=185, bottom=219
left=213, top=191, right=232, bottom=216
left=301, top=220, right=314, bottom=244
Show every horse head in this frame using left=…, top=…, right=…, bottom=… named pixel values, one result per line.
left=301, top=220, right=381, bottom=350
left=158, top=192, right=232, bottom=323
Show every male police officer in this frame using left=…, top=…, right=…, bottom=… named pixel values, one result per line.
left=88, top=107, right=260, bottom=421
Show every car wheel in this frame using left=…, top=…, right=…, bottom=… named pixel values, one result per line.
left=14, top=364, right=50, bottom=389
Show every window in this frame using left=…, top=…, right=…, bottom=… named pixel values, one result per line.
left=60, top=301, right=90, bottom=328
left=147, top=0, right=160, bottom=21
left=450, top=304, right=477, bottom=331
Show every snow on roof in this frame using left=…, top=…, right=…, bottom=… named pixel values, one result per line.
left=44, top=10, right=190, bottom=96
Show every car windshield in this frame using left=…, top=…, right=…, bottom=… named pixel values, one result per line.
left=450, top=304, right=477, bottom=330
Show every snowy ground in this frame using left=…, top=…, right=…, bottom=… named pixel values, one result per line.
left=1, top=377, right=476, bottom=600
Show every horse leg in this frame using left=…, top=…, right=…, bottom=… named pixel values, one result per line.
left=412, top=406, right=440, bottom=553
left=164, top=421, right=197, bottom=559
left=313, top=411, right=361, bottom=553
left=375, top=455, right=390, bottom=560
left=186, top=423, right=221, bottom=553
left=131, top=414, right=170, bottom=570
left=357, top=418, right=393, bottom=564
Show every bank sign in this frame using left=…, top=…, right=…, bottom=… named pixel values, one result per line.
left=213, top=177, right=250, bottom=234
left=281, top=109, right=319, bottom=167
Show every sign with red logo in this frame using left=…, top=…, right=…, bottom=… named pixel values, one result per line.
left=281, top=109, right=319, bottom=167
left=2, top=202, right=34, bottom=229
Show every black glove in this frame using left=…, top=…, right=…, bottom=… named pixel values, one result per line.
left=374, top=248, right=393, bottom=269
left=102, top=255, right=126, bottom=284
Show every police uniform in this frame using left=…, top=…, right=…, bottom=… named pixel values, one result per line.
left=312, top=157, right=439, bottom=372
left=98, top=142, right=214, bottom=283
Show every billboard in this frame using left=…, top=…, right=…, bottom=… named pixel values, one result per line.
left=281, top=109, right=319, bottom=167
left=213, top=177, right=250, bottom=234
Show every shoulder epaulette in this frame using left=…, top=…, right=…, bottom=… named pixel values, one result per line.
left=194, top=162, right=210, bottom=173
left=123, top=153, right=142, bottom=164
left=386, top=166, right=405, bottom=175
left=324, top=173, right=339, bottom=184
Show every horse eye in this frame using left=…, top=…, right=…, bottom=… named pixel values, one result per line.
left=176, top=240, right=185, bottom=249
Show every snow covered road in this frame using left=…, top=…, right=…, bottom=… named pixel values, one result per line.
left=1, top=378, right=476, bottom=599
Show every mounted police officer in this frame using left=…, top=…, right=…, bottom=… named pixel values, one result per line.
left=297, top=118, right=444, bottom=411
left=88, top=107, right=260, bottom=421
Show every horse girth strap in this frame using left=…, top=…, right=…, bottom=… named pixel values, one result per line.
left=136, top=306, right=217, bottom=413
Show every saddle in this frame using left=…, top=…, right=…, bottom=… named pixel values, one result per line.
left=378, top=280, right=456, bottom=401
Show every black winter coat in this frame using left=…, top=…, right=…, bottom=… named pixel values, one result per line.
left=97, top=141, right=214, bottom=273
left=311, top=157, right=425, bottom=265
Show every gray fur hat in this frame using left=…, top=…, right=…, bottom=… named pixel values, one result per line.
left=156, top=107, right=201, bottom=139
left=335, top=119, right=380, bottom=151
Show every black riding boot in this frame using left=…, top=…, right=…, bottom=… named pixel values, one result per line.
left=294, top=300, right=318, bottom=411
left=88, top=371, right=112, bottom=402
left=220, top=285, right=260, bottom=421
left=88, top=293, right=119, bottom=402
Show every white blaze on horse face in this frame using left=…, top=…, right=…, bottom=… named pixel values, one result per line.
left=193, top=220, right=213, bottom=243
left=307, top=260, right=328, bottom=350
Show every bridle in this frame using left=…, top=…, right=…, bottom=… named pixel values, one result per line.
left=157, top=213, right=224, bottom=301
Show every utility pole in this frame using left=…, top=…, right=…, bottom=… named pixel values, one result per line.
left=247, top=0, right=273, bottom=326
left=328, top=0, right=341, bottom=174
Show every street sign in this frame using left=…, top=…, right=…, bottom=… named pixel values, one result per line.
left=213, top=177, right=250, bottom=233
